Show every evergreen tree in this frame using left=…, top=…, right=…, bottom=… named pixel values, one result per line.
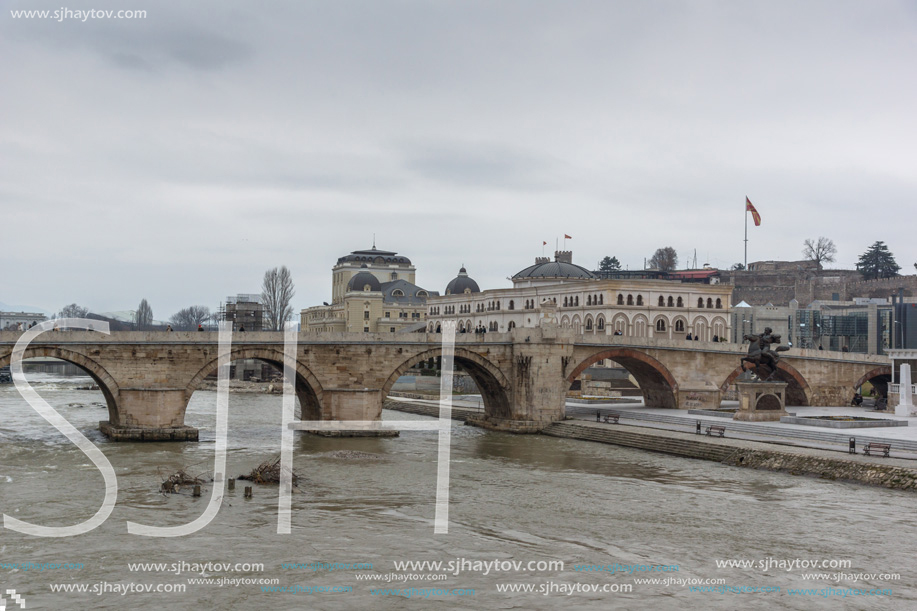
left=856, top=241, right=900, bottom=280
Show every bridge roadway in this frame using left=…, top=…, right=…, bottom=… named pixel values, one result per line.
left=0, top=327, right=890, bottom=441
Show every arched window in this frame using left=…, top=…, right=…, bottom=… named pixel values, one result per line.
left=715, top=298, right=722, bottom=309
left=587, top=295, right=592, bottom=306
left=575, top=296, right=579, bottom=306
left=637, top=295, right=644, bottom=306
left=677, top=297, right=683, bottom=307
left=508, top=321, right=516, bottom=330
left=586, top=318, right=593, bottom=330
left=656, top=319, right=666, bottom=332
left=667, top=296, right=674, bottom=307
left=707, top=298, right=713, bottom=308
left=627, top=295, right=634, bottom=306
left=563, top=297, right=568, bottom=307
left=392, top=289, right=404, bottom=297
left=391, top=272, right=398, bottom=280
left=496, top=301, right=501, bottom=310
left=597, top=318, right=605, bottom=330
left=417, top=290, right=427, bottom=297
left=697, top=298, right=704, bottom=308
left=509, top=300, right=514, bottom=310
left=658, top=296, right=665, bottom=307
left=675, top=320, right=684, bottom=332
left=618, top=294, right=624, bottom=305
left=599, top=295, right=603, bottom=305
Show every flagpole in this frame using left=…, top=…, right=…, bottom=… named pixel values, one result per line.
left=744, top=200, right=748, bottom=269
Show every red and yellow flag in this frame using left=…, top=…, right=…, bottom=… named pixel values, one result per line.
left=564, top=234, right=572, bottom=239
left=745, top=197, right=761, bottom=226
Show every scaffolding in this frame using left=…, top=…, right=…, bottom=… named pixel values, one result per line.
left=218, top=294, right=265, bottom=331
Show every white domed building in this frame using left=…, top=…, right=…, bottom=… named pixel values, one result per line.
left=426, top=251, right=733, bottom=341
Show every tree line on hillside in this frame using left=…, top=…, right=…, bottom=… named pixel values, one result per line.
left=595, top=239, right=909, bottom=279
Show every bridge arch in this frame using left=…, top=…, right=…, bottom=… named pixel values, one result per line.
left=185, top=347, right=325, bottom=420
left=853, top=365, right=892, bottom=396
left=719, top=361, right=812, bottom=406
left=567, top=348, right=678, bottom=409
left=381, top=347, right=511, bottom=419
left=0, top=347, right=121, bottom=424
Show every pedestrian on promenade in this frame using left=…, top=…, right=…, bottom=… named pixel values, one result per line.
left=686, top=333, right=693, bottom=340
left=166, top=324, right=173, bottom=332
left=239, top=325, right=245, bottom=332
left=198, top=324, right=204, bottom=332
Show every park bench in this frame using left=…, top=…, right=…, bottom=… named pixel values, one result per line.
left=863, top=443, right=891, bottom=458
left=602, top=413, right=620, bottom=424
left=705, top=425, right=726, bottom=437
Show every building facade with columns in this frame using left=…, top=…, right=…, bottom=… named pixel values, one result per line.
left=302, top=246, right=437, bottom=333
left=426, top=251, right=734, bottom=340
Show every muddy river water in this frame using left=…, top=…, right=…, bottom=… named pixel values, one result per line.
left=1, top=374, right=914, bottom=610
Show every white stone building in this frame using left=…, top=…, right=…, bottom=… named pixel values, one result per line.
left=426, top=252, right=733, bottom=341
left=1, top=311, right=47, bottom=330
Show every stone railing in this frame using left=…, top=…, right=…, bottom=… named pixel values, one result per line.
left=889, top=384, right=917, bottom=395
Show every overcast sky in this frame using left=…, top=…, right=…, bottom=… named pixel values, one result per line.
left=2, top=0, right=916, bottom=317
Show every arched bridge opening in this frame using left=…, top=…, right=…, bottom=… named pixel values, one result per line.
left=185, top=349, right=324, bottom=422
left=381, top=348, right=512, bottom=419
left=854, top=366, right=892, bottom=404
left=567, top=349, right=678, bottom=409
left=0, top=348, right=121, bottom=425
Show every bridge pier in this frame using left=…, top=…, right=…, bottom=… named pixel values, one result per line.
left=467, top=328, right=570, bottom=433
left=100, top=389, right=199, bottom=441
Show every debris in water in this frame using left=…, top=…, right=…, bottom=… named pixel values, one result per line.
left=238, top=456, right=299, bottom=485
left=160, top=468, right=207, bottom=495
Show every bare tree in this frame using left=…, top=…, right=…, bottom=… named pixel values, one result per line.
left=57, top=303, right=90, bottom=318
left=649, top=247, right=678, bottom=272
left=261, top=266, right=296, bottom=331
left=169, top=305, right=211, bottom=331
left=136, top=298, right=153, bottom=330
left=802, top=237, right=837, bottom=268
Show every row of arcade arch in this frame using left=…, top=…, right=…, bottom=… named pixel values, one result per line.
left=1, top=347, right=892, bottom=428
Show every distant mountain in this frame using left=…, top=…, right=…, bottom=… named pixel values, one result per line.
left=0, top=301, right=53, bottom=315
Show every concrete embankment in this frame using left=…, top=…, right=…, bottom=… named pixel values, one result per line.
left=383, top=400, right=917, bottom=492
left=542, top=421, right=917, bottom=491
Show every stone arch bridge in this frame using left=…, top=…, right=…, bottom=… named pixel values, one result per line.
left=0, top=328, right=889, bottom=440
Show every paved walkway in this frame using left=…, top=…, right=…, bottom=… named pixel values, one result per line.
left=390, top=394, right=917, bottom=461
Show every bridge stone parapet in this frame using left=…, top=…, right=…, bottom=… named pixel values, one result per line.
left=0, top=329, right=891, bottom=440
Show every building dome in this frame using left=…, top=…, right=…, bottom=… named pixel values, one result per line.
left=337, top=246, right=412, bottom=266
left=445, top=266, right=480, bottom=295
left=512, top=260, right=597, bottom=281
left=347, top=267, right=382, bottom=292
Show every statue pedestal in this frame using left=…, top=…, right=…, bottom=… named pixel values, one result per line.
left=733, top=381, right=789, bottom=422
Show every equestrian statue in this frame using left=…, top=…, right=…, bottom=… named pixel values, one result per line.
left=740, top=327, right=791, bottom=381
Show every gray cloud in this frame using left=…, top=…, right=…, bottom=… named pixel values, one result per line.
left=1, top=0, right=915, bottom=316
